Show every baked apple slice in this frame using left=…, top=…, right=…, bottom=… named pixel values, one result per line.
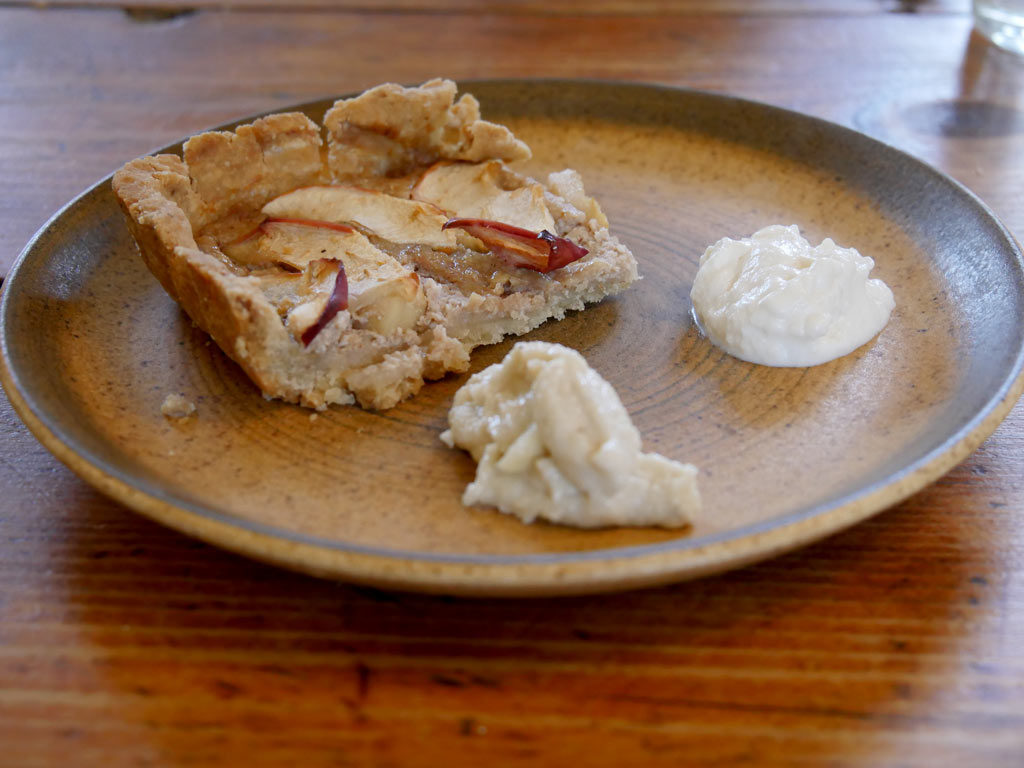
left=442, top=218, right=588, bottom=273
left=262, top=185, right=455, bottom=248
left=295, top=258, right=349, bottom=346
left=411, top=160, right=555, bottom=233
left=229, top=219, right=426, bottom=335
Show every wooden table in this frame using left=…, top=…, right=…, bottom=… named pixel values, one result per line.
left=2, top=2, right=1023, bottom=765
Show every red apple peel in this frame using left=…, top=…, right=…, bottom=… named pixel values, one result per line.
left=263, top=217, right=356, bottom=234
left=442, top=218, right=588, bottom=273
left=301, top=259, right=349, bottom=347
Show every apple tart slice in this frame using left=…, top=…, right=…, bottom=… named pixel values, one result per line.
left=113, top=79, right=638, bottom=410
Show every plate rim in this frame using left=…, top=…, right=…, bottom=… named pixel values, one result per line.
left=3, top=78, right=1024, bottom=596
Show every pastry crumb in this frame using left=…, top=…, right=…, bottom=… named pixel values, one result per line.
left=309, top=413, right=318, bottom=422
left=161, top=393, right=196, bottom=419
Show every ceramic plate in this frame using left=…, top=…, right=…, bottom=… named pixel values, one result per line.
left=3, top=80, right=1023, bottom=596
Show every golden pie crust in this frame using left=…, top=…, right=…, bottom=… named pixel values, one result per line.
left=113, top=79, right=639, bottom=410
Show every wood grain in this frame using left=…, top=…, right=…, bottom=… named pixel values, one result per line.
left=1, top=2, right=1024, bottom=766
left=2, top=389, right=1023, bottom=766
left=8, top=0, right=974, bottom=15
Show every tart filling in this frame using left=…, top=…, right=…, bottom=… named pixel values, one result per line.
left=113, top=79, right=639, bottom=410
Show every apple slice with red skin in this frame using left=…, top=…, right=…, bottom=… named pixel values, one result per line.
left=258, top=218, right=358, bottom=273
left=411, top=161, right=556, bottom=233
left=262, top=185, right=455, bottom=248
left=235, top=218, right=425, bottom=339
left=441, top=218, right=588, bottom=273
left=265, top=217, right=356, bottom=234
left=223, top=218, right=357, bottom=271
left=221, top=223, right=266, bottom=265
left=230, top=217, right=355, bottom=244
left=300, top=258, right=349, bottom=347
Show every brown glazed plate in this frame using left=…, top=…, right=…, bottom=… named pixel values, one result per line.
left=3, top=80, right=1024, bottom=596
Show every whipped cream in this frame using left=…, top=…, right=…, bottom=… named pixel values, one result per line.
left=441, top=341, right=701, bottom=528
left=690, top=225, right=895, bottom=367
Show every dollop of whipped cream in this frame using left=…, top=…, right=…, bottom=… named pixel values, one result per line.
left=690, top=224, right=895, bottom=366
left=441, top=341, right=701, bottom=528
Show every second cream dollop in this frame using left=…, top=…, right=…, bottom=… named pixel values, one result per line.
left=441, top=341, right=701, bottom=528
left=690, top=225, right=895, bottom=367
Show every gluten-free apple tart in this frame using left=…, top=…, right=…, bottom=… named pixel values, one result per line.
left=113, top=79, right=639, bottom=410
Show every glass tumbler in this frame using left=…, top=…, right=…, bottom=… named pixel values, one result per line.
left=974, top=0, right=1024, bottom=54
